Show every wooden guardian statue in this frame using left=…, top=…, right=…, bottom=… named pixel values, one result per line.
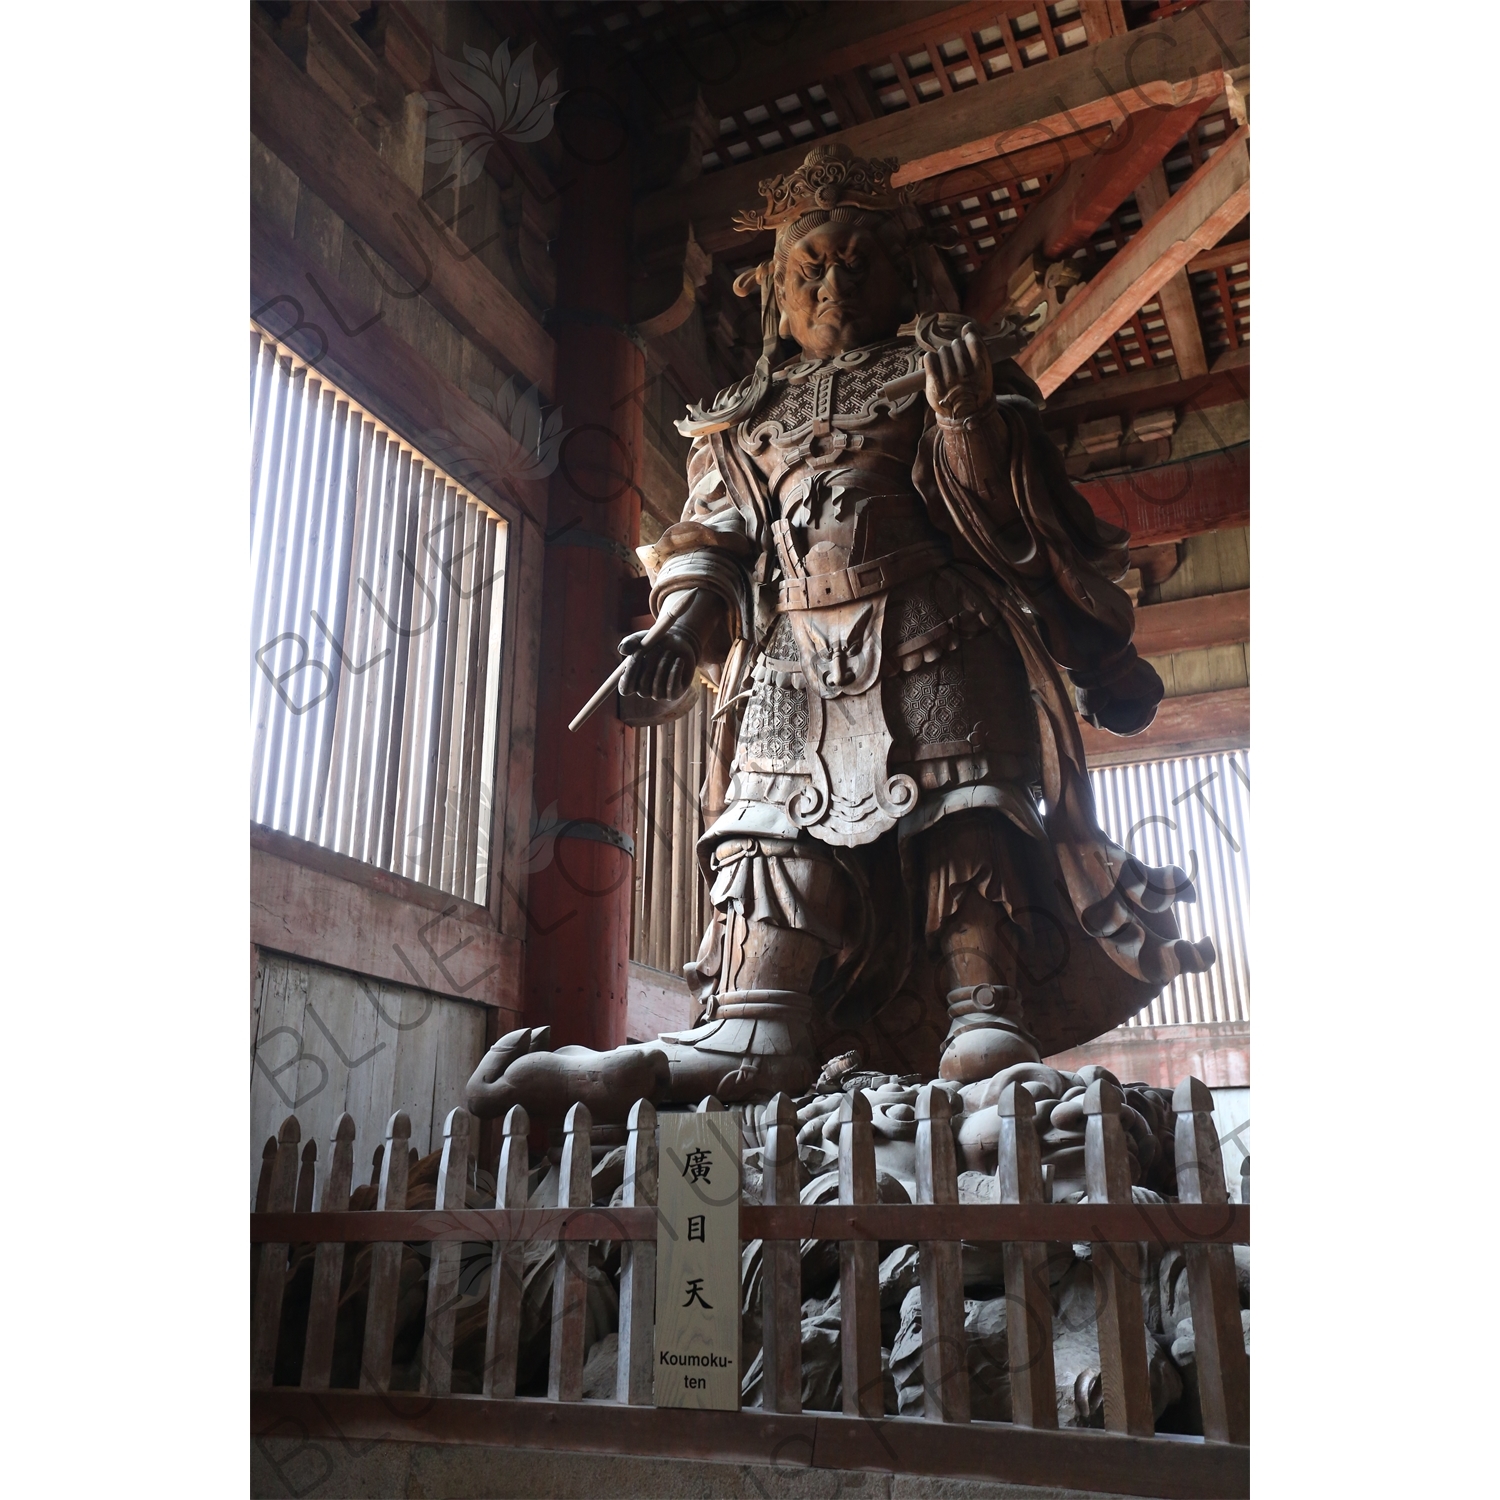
left=468, top=143, right=1215, bottom=1124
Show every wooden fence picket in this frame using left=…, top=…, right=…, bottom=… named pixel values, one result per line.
left=294, top=1140, right=317, bottom=1215
left=1173, top=1077, right=1249, bottom=1444
left=1084, top=1079, right=1154, bottom=1436
left=616, top=1099, right=658, bottom=1405
left=760, top=1092, right=802, bottom=1415
left=997, top=1082, right=1057, bottom=1428
left=482, top=1104, right=529, bottom=1398
left=255, top=1135, right=278, bottom=1214
left=421, top=1107, right=473, bottom=1395
left=300, top=1113, right=356, bottom=1391
left=251, top=1115, right=301, bottom=1388
left=837, top=1090, right=882, bottom=1418
left=547, top=1102, right=593, bottom=1401
left=359, top=1111, right=412, bottom=1392
left=251, top=1134, right=278, bottom=1304
left=915, top=1085, right=969, bottom=1423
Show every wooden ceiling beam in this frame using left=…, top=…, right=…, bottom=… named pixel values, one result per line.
left=1041, top=107, right=1219, bottom=260
left=1187, top=238, right=1249, bottom=274
left=1073, top=444, right=1248, bottom=548
left=912, top=125, right=1114, bottom=205
left=635, top=0, right=1248, bottom=255
left=1017, top=126, right=1249, bottom=397
left=1131, top=163, right=1208, bottom=378
left=1040, top=364, right=1248, bottom=439
left=962, top=97, right=1216, bottom=326
left=1131, top=589, right=1249, bottom=659
left=1080, top=686, right=1248, bottom=766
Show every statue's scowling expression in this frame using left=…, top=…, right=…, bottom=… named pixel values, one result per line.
left=775, top=218, right=911, bottom=359
left=466, top=144, right=1216, bottom=1130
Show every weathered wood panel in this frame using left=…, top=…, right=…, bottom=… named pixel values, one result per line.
left=251, top=841, right=522, bottom=1012
left=249, top=950, right=486, bottom=1200
left=1079, top=688, right=1248, bottom=766
left=625, top=961, right=696, bottom=1042
left=250, top=23, right=554, bottom=395
left=1152, top=528, right=1251, bottom=604
left=1132, top=590, right=1249, bottom=659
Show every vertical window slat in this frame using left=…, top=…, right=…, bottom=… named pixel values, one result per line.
left=473, top=520, right=509, bottom=903
left=249, top=323, right=508, bottom=904
left=1090, top=750, right=1251, bottom=1033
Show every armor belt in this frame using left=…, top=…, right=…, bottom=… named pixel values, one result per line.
left=775, top=538, right=950, bottom=612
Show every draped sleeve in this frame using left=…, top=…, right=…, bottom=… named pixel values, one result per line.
left=625, top=428, right=768, bottom=757
left=909, top=337, right=1215, bottom=1004
left=636, top=432, right=764, bottom=654
left=913, top=360, right=1164, bottom=736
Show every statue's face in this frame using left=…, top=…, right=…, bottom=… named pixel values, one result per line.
left=777, top=218, right=908, bottom=359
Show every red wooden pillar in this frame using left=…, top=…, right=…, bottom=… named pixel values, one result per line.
left=523, top=39, right=642, bottom=1052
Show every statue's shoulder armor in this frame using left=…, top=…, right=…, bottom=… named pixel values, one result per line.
left=740, top=339, right=926, bottom=449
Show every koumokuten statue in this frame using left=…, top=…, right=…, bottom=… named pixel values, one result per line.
left=469, top=144, right=1215, bottom=1125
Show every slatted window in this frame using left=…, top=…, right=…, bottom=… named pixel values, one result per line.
left=249, top=325, right=508, bottom=904
left=1090, top=750, right=1251, bottom=1027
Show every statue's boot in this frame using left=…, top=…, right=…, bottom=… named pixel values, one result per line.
left=464, top=990, right=820, bottom=1125
left=654, top=989, right=819, bottom=1104
left=465, top=1025, right=671, bottom=1124
left=937, top=984, right=1042, bottom=1083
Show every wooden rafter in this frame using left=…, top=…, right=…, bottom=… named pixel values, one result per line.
left=1080, top=687, right=1249, bottom=766
left=962, top=96, right=1216, bottom=325
left=635, top=1, right=1248, bottom=254
left=1131, top=164, right=1209, bottom=378
left=1042, top=362, right=1248, bottom=434
left=1131, top=589, right=1249, bottom=659
left=1017, top=127, right=1249, bottom=397
left=1073, top=444, right=1248, bottom=547
left=1187, top=239, right=1249, bottom=274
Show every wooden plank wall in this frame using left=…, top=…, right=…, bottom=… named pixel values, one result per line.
left=631, top=690, right=712, bottom=979
left=250, top=948, right=486, bottom=1200
left=1139, top=526, right=1249, bottom=701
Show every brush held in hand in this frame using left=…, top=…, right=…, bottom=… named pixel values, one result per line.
left=567, top=598, right=685, bottom=733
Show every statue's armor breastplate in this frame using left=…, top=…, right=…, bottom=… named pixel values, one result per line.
left=738, top=339, right=936, bottom=575
left=720, top=339, right=1037, bottom=851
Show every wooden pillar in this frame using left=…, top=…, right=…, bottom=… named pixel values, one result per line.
left=524, top=38, right=644, bottom=1051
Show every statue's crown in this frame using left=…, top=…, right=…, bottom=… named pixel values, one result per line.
left=731, top=143, right=907, bottom=233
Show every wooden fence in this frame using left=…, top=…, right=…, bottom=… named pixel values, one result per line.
left=251, top=1078, right=1248, bottom=1499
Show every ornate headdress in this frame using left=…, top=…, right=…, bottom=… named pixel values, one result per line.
left=731, top=143, right=908, bottom=234
left=678, top=145, right=916, bottom=438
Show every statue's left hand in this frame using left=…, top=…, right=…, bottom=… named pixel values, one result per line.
left=924, top=326, right=994, bottom=423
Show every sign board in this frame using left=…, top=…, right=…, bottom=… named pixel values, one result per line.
left=653, top=1110, right=741, bottom=1410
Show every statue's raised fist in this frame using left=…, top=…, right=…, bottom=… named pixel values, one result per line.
left=923, top=326, right=994, bottom=423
